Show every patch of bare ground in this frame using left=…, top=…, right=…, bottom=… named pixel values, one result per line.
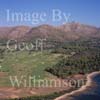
left=0, top=74, right=85, bottom=99
left=0, top=87, right=71, bottom=99
left=0, top=72, right=8, bottom=77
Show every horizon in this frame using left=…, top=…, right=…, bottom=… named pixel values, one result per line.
left=0, top=0, right=100, bottom=27
left=0, top=22, right=99, bottom=28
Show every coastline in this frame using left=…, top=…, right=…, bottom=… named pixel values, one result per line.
left=0, top=71, right=100, bottom=99
left=54, top=71, right=100, bottom=100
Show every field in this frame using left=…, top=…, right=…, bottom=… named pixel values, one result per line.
left=0, top=50, right=61, bottom=87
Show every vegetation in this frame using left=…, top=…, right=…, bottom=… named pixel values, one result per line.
left=45, top=39, right=100, bottom=78
left=0, top=38, right=100, bottom=99
left=0, top=49, right=61, bottom=86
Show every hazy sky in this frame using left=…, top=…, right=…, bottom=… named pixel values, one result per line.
left=0, top=0, right=100, bottom=27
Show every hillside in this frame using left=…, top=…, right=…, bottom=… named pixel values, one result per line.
left=0, top=23, right=100, bottom=41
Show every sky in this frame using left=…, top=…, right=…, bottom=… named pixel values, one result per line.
left=0, top=0, right=100, bottom=27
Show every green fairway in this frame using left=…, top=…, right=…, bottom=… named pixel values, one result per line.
left=0, top=51, right=61, bottom=87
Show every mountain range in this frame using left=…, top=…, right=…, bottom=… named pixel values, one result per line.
left=0, top=22, right=100, bottom=41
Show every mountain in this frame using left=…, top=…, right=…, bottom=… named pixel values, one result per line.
left=0, top=26, right=31, bottom=40
left=57, top=23, right=99, bottom=39
left=0, top=23, right=100, bottom=41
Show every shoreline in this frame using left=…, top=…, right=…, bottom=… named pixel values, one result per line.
left=0, top=72, right=99, bottom=99
left=54, top=71, right=100, bottom=100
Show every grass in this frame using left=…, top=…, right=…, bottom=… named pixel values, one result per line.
left=0, top=50, right=61, bottom=87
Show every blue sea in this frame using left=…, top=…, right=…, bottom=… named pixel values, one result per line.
left=72, top=73, right=100, bottom=100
